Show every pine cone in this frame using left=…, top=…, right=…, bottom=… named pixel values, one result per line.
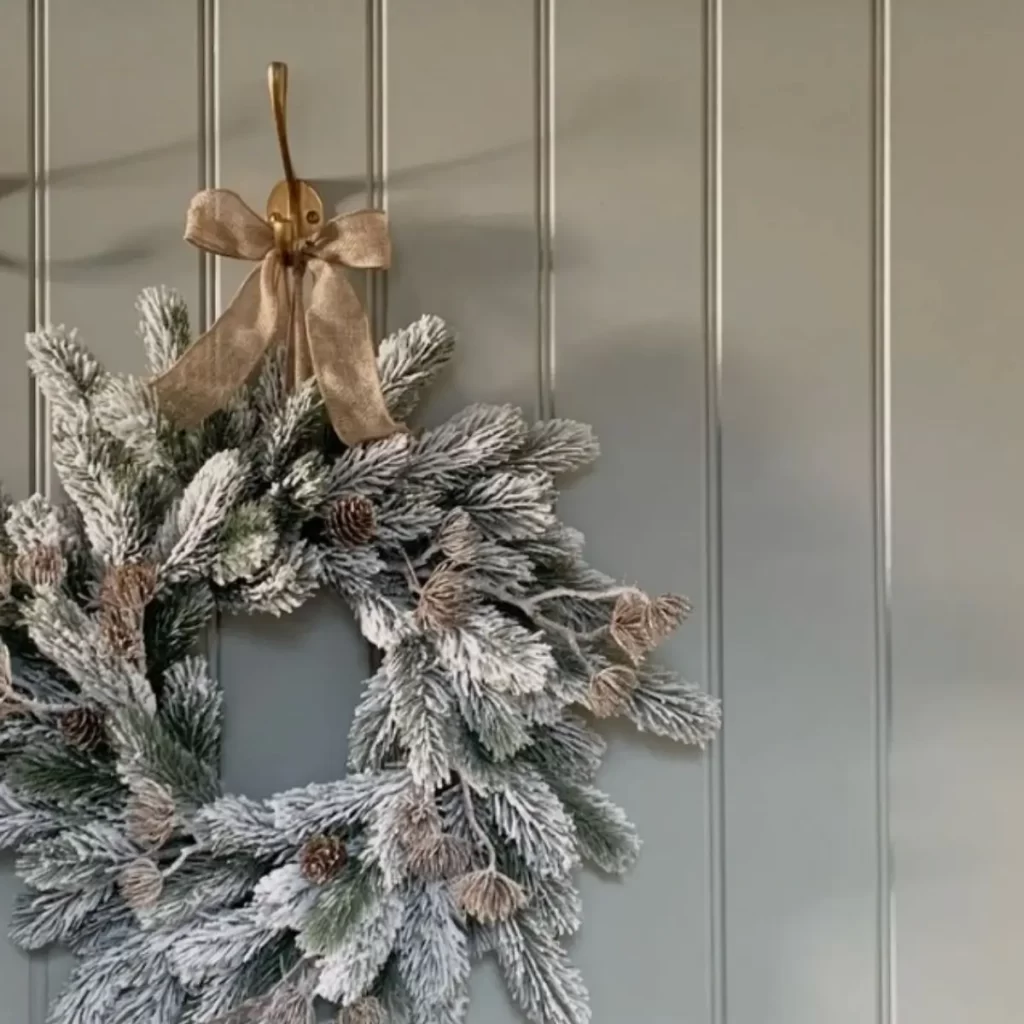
left=299, top=834, right=348, bottom=884
left=437, top=509, right=482, bottom=565
left=339, top=996, right=387, bottom=1024
left=328, top=495, right=377, bottom=547
left=14, top=546, right=64, bottom=589
left=59, top=706, right=107, bottom=751
left=609, top=590, right=654, bottom=663
left=118, top=857, right=164, bottom=910
left=126, top=778, right=177, bottom=848
left=416, top=564, right=471, bottom=630
left=100, top=563, right=158, bottom=611
left=586, top=664, right=638, bottom=719
left=452, top=867, right=527, bottom=924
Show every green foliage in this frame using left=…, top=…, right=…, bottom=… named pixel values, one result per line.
left=158, top=656, right=223, bottom=770
left=296, top=861, right=379, bottom=956
left=7, top=743, right=123, bottom=810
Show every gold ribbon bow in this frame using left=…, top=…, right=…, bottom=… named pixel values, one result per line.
left=151, top=188, right=403, bottom=446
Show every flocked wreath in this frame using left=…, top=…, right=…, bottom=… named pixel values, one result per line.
left=0, top=289, right=720, bottom=1024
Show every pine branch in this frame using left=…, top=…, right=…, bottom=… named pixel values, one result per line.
left=158, top=450, right=247, bottom=584
left=623, top=666, right=721, bottom=747
left=138, top=286, right=192, bottom=374
left=377, top=315, right=456, bottom=420
left=491, top=919, right=591, bottom=1024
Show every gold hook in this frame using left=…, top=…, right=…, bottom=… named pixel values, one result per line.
left=265, top=61, right=324, bottom=258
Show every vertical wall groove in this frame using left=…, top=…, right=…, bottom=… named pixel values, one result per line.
left=197, top=0, right=220, bottom=333
left=27, top=4, right=50, bottom=1015
left=198, top=0, right=221, bottom=692
left=28, top=0, right=49, bottom=503
left=703, top=0, right=725, bottom=1022
left=534, top=0, right=556, bottom=421
left=366, top=0, right=388, bottom=341
left=871, top=1, right=895, bottom=1022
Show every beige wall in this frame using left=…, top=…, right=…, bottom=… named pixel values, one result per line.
left=1, top=2, right=1022, bottom=1022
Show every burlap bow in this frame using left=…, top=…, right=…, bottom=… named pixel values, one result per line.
left=151, top=188, right=403, bottom=445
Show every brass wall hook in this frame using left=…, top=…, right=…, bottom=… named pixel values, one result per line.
left=266, top=61, right=324, bottom=258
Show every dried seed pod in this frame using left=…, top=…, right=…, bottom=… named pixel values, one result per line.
left=59, top=706, right=107, bottom=752
left=327, top=494, right=378, bottom=547
left=648, top=593, right=692, bottom=642
left=267, top=984, right=313, bottom=1024
left=0, top=643, right=12, bottom=700
left=100, top=563, right=158, bottom=611
left=406, top=833, right=474, bottom=881
left=609, top=590, right=654, bottom=663
left=397, top=795, right=443, bottom=846
left=118, top=857, right=164, bottom=910
left=338, top=996, right=387, bottom=1024
left=100, top=606, right=144, bottom=659
left=451, top=867, right=527, bottom=924
left=416, top=564, right=471, bottom=630
left=586, top=664, right=639, bottom=719
left=299, top=834, right=348, bottom=884
left=126, top=778, right=177, bottom=849
left=437, top=509, right=482, bottom=565
left=14, top=546, right=64, bottom=589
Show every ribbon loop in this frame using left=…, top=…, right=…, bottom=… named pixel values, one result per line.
left=185, top=189, right=275, bottom=260
left=151, top=190, right=404, bottom=446
left=311, top=210, right=392, bottom=269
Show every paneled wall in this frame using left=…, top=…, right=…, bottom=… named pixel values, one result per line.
left=1, top=2, right=1022, bottom=1022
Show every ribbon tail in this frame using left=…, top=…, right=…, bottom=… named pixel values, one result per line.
left=151, top=257, right=283, bottom=427
left=305, top=261, right=404, bottom=446
left=286, top=265, right=314, bottom=390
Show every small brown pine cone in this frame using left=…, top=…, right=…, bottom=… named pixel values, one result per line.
left=126, top=778, right=177, bottom=849
left=586, top=665, right=639, bottom=719
left=338, top=995, right=387, bottom=1024
left=14, top=546, right=64, bottom=589
left=118, top=857, right=164, bottom=910
left=416, top=564, right=471, bottom=630
left=452, top=867, right=527, bottom=924
left=100, top=563, right=158, bottom=611
left=609, top=590, right=654, bottom=664
left=100, top=606, right=144, bottom=659
left=299, top=834, right=348, bottom=884
left=59, top=706, right=107, bottom=752
left=406, top=833, right=474, bottom=881
left=327, top=494, right=378, bottom=547
left=437, top=509, right=482, bottom=565
left=648, top=593, right=692, bottom=642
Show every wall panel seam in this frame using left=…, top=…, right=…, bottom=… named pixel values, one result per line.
left=28, top=0, right=50, bottom=503
left=197, top=0, right=220, bottom=334
left=366, top=0, right=388, bottom=341
left=198, top=0, right=222, bottom=716
left=703, top=1, right=725, bottom=1022
left=534, top=0, right=556, bottom=421
left=871, top=1, right=895, bottom=1022
left=27, top=2, right=51, bottom=1018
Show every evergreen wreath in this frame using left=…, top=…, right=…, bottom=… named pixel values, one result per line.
left=0, top=288, right=720, bottom=1024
